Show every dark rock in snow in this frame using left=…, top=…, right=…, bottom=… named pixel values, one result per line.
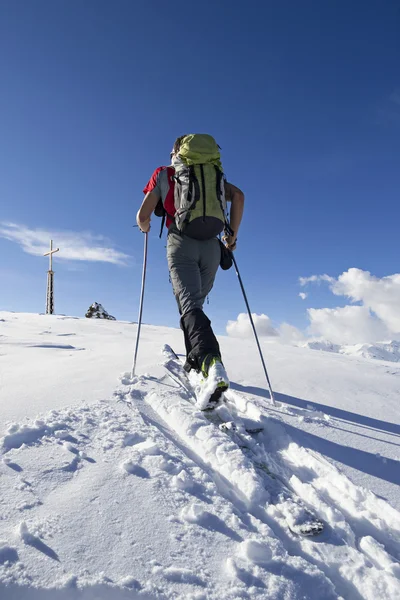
left=85, top=303, right=116, bottom=320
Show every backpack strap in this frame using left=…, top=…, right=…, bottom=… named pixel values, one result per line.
left=159, top=211, right=166, bottom=239
left=220, top=174, right=234, bottom=236
left=158, top=167, right=176, bottom=239
left=158, top=207, right=175, bottom=239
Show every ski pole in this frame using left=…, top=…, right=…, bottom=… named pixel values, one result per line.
left=131, top=232, right=148, bottom=378
left=231, top=254, right=276, bottom=406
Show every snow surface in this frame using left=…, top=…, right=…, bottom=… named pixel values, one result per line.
left=0, top=311, right=399, bottom=599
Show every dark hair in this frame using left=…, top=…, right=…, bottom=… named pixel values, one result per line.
left=172, top=135, right=187, bottom=155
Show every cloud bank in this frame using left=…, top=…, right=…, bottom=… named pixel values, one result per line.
left=0, top=222, right=130, bottom=266
left=226, top=313, right=279, bottom=338
left=226, top=313, right=305, bottom=344
left=301, top=268, right=400, bottom=344
left=227, top=268, right=400, bottom=348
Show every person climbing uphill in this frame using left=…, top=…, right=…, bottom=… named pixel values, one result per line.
left=137, top=134, right=244, bottom=409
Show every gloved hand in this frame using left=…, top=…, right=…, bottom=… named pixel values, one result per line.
left=222, top=234, right=237, bottom=251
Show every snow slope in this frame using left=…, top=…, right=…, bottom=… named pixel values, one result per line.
left=0, top=312, right=399, bottom=599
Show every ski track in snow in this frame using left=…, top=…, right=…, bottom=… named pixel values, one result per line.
left=0, top=340, right=399, bottom=597
left=127, top=365, right=400, bottom=600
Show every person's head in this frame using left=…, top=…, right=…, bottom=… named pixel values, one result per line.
left=170, top=134, right=187, bottom=160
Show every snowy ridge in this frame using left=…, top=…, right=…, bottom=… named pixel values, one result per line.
left=303, top=339, right=400, bottom=362
left=302, top=340, right=342, bottom=353
left=342, top=340, right=400, bottom=362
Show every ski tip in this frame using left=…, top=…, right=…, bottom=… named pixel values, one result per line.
left=290, top=520, right=325, bottom=537
left=162, top=344, right=181, bottom=361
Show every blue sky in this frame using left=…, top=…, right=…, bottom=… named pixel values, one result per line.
left=1, top=0, right=400, bottom=339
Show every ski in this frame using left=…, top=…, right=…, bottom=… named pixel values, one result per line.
left=162, top=345, right=324, bottom=537
left=162, top=350, right=262, bottom=434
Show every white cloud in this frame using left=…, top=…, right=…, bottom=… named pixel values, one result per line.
left=330, top=268, right=400, bottom=333
left=307, top=305, right=389, bottom=345
left=226, top=313, right=279, bottom=338
left=227, top=268, right=400, bottom=347
left=299, top=274, right=334, bottom=286
left=301, top=267, right=400, bottom=344
left=278, top=323, right=305, bottom=344
left=0, top=222, right=130, bottom=266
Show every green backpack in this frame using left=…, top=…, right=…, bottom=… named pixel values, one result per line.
left=172, top=134, right=227, bottom=240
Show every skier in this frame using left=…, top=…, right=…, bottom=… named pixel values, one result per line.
left=136, top=134, right=244, bottom=409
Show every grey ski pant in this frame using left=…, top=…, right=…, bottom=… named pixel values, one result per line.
left=167, top=229, right=221, bottom=369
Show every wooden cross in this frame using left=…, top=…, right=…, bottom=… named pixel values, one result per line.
left=43, top=239, right=59, bottom=272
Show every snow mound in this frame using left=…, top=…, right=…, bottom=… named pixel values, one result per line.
left=85, top=303, right=116, bottom=320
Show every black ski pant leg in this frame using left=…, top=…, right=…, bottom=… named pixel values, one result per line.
left=179, top=316, right=192, bottom=360
left=181, top=309, right=220, bottom=370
